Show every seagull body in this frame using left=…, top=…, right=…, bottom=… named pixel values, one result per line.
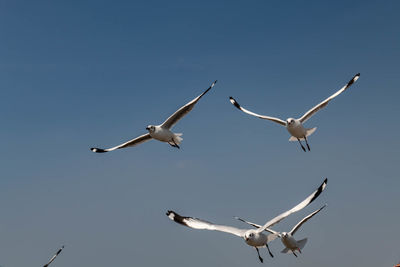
left=280, top=234, right=308, bottom=256
left=145, top=125, right=182, bottom=146
left=236, top=205, right=326, bottom=257
left=229, top=73, right=360, bottom=151
left=91, top=80, right=217, bottom=153
left=167, top=178, right=327, bottom=263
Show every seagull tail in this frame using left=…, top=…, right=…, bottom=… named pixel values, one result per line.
left=297, top=238, right=308, bottom=250
left=281, top=247, right=291, bottom=254
left=173, top=133, right=183, bottom=144
left=305, top=127, right=317, bottom=138
left=288, top=127, right=317, bottom=141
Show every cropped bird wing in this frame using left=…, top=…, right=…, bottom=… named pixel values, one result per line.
left=161, top=80, right=217, bottom=129
left=43, top=245, right=64, bottom=267
left=229, top=97, right=286, bottom=126
left=234, top=216, right=262, bottom=229
left=256, top=178, right=328, bottom=233
left=299, top=73, right=360, bottom=123
left=289, top=205, right=326, bottom=235
left=91, top=133, right=152, bottom=153
left=167, top=210, right=246, bottom=237
left=235, top=216, right=279, bottom=236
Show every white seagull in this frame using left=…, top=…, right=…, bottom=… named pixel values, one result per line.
left=236, top=205, right=326, bottom=258
left=166, top=178, right=327, bottom=263
left=229, top=73, right=360, bottom=151
left=43, top=245, right=64, bottom=267
left=91, top=80, right=217, bottom=153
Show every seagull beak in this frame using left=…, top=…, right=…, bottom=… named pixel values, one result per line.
left=146, top=127, right=150, bottom=130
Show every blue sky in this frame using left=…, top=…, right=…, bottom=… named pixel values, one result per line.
left=0, top=0, right=399, bottom=266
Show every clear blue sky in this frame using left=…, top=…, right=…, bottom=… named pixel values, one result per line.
left=0, top=0, right=399, bottom=266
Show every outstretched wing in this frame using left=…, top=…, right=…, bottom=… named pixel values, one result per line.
left=161, top=80, right=217, bottom=129
left=289, top=205, right=326, bottom=235
left=167, top=210, right=246, bottom=237
left=43, top=245, right=64, bottom=267
left=299, top=73, right=360, bottom=123
left=91, top=133, right=152, bottom=153
left=229, top=97, right=286, bottom=126
left=256, top=178, right=328, bottom=233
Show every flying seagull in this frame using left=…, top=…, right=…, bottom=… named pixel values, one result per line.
left=166, top=178, right=327, bottom=263
left=43, top=245, right=64, bottom=267
left=236, top=205, right=326, bottom=258
left=91, top=80, right=217, bottom=152
left=229, top=73, right=360, bottom=151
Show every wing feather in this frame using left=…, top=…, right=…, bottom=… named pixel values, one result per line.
left=289, top=205, right=326, bottom=235
left=256, top=178, right=327, bottom=233
left=229, top=97, right=286, bottom=126
left=299, top=73, right=360, bottom=123
left=167, top=210, right=246, bottom=237
left=161, top=81, right=217, bottom=129
left=43, top=245, right=64, bottom=267
left=90, top=133, right=152, bottom=153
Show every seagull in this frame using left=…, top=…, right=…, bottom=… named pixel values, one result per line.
left=229, top=73, right=360, bottom=151
left=91, top=80, right=217, bottom=153
left=43, top=245, right=64, bottom=267
left=236, top=205, right=326, bottom=258
left=166, top=178, right=327, bottom=263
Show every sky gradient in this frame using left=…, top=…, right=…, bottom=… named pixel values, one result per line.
left=0, top=0, right=399, bottom=266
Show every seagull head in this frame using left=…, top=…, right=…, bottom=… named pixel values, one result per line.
left=286, top=118, right=295, bottom=126
left=146, top=125, right=155, bottom=133
left=281, top=232, right=289, bottom=238
left=244, top=231, right=256, bottom=242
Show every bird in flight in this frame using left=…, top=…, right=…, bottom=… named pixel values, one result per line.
left=167, top=178, right=327, bottom=263
left=43, top=245, right=64, bottom=267
left=236, top=205, right=326, bottom=258
left=229, top=73, right=360, bottom=151
left=91, top=80, right=217, bottom=153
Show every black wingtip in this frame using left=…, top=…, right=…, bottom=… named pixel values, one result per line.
left=90, top=147, right=107, bottom=153
left=166, top=210, right=178, bottom=220
left=347, top=73, right=360, bottom=87
left=310, top=178, right=328, bottom=203
left=166, top=210, right=188, bottom=226
left=229, top=97, right=241, bottom=110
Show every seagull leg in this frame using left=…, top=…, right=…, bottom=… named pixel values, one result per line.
left=292, top=251, right=298, bottom=257
left=266, top=244, right=274, bottom=258
left=255, top=247, right=264, bottom=263
left=304, top=136, right=310, bottom=151
left=168, top=142, right=176, bottom=148
left=297, top=138, right=306, bottom=152
left=170, top=139, right=180, bottom=149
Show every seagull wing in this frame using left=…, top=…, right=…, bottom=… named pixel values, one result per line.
left=299, top=73, right=360, bottom=123
left=234, top=216, right=262, bottom=229
left=289, top=205, right=326, bottom=236
left=256, top=178, right=328, bottom=233
left=235, top=216, right=280, bottom=236
left=167, top=210, right=246, bottom=237
left=43, top=245, right=64, bottom=267
left=229, top=97, right=286, bottom=126
left=90, top=133, right=152, bottom=153
left=161, top=80, right=217, bottom=129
